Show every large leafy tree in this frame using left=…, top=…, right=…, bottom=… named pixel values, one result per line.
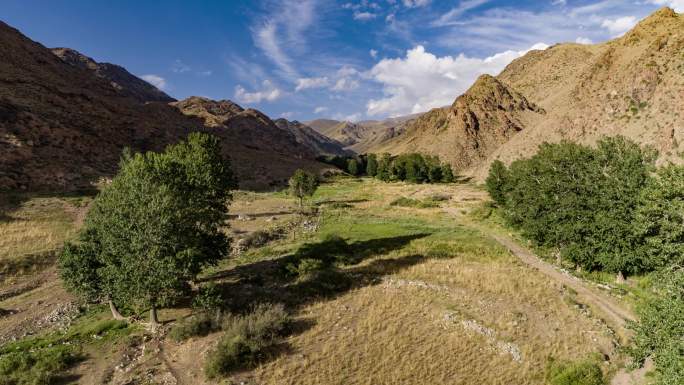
left=59, top=133, right=235, bottom=325
left=493, top=137, right=657, bottom=273
left=634, top=164, right=684, bottom=270
left=288, top=169, right=319, bottom=207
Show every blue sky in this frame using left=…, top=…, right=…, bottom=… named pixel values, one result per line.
left=2, top=0, right=681, bottom=121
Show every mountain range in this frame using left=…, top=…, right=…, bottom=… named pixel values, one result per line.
left=0, top=21, right=346, bottom=191
left=1, top=7, right=682, bottom=191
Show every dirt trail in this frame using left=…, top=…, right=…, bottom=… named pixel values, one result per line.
left=443, top=206, right=650, bottom=385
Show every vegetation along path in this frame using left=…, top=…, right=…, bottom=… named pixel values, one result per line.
left=448, top=206, right=635, bottom=337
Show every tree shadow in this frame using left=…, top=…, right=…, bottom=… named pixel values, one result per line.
left=0, top=189, right=98, bottom=222
left=194, top=233, right=430, bottom=371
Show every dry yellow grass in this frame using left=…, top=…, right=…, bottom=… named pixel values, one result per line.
left=193, top=179, right=616, bottom=384
left=0, top=195, right=86, bottom=273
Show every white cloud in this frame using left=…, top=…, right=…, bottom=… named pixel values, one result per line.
left=252, top=0, right=317, bottom=79
left=601, top=16, right=637, bottom=36
left=433, top=0, right=490, bottom=26
left=140, top=74, right=167, bottom=90
left=280, top=111, right=295, bottom=119
left=197, top=70, right=212, bottom=76
left=295, top=77, right=329, bottom=91
left=575, top=37, right=593, bottom=44
left=353, top=11, right=377, bottom=20
left=314, top=106, right=329, bottom=114
left=366, top=43, right=548, bottom=117
left=647, top=0, right=684, bottom=12
left=234, top=80, right=283, bottom=104
left=171, top=59, right=191, bottom=73
left=370, top=49, right=378, bottom=58
left=403, top=0, right=430, bottom=8
left=332, top=77, right=360, bottom=91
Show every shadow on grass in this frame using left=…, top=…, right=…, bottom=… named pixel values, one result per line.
left=195, top=233, right=430, bottom=372
left=0, top=189, right=98, bottom=222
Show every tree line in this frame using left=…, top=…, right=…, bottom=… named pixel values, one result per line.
left=318, top=153, right=455, bottom=184
left=485, top=136, right=683, bottom=384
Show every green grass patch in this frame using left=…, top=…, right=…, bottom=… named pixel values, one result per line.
left=0, top=306, right=134, bottom=385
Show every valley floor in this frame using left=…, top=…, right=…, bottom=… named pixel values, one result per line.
left=0, top=178, right=642, bottom=384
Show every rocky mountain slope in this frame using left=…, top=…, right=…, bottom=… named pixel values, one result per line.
left=0, top=22, right=327, bottom=191
left=51, top=47, right=175, bottom=103
left=273, top=119, right=352, bottom=157
left=474, top=7, right=684, bottom=177
left=368, top=7, right=683, bottom=179
left=374, top=75, right=544, bottom=169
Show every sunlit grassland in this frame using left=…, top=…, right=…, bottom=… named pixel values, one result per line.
left=219, top=178, right=616, bottom=385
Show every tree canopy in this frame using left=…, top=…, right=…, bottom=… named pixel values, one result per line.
left=288, top=169, right=319, bottom=207
left=59, top=133, right=235, bottom=324
left=486, top=137, right=657, bottom=273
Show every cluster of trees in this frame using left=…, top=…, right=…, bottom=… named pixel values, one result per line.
left=485, top=137, right=683, bottom=384
left=319, top=153, right=454, bottom=183
left=59, top=133, right=236, bottom=325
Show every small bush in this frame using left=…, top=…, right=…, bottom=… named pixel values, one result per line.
left=204, top=304, right=290, bottom=379
left=286, top=258, right=325, bottom=277
left=427, top=193, right=451, bottom=202
left=241, top=229, right=282, bottom=249
left=169, top=313, right=219, bottom=342
left=390, top=197, right=439, bottom=208
left=546, top=358, right=605, bottom=385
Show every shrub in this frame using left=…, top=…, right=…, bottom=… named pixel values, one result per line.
left=545, top=358, right=605, bottom=385
left=169, top=313, right=219, bottom=342
left=286, top=258, right=325, bottom=277
left=390, top=197, right=439, bottom=209
left=485, top=160, right=509, bottom=206
left=628, top=267, right=684, bottom=385
left=204, top=304, right=289, bottom=379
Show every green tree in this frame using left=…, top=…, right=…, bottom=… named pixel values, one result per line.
left=628, top=267, right=684, bottom=385
left=347, top=158, right=359, bottom=176
left=366, top=154, right=378, bottom=177
left=485, top=160, right=510, bottom=206
left=634, top=164, right=684, bottom=270
left=499, top=137, right=656, bottom=273
left=59, top=133, right=235, bottom=325
left=376, top=153, right=392, bottom=182
left=288, top=169, right=319, bottom=207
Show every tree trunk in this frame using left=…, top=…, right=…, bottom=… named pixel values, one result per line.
left=109, top=300, right=126, bottom=321
left=149, top=304, right=160, bottom=327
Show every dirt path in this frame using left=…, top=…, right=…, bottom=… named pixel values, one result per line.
left=442, top=206, right=650, bottom=385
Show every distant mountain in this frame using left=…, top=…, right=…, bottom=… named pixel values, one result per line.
left=51, top=47, right=175, bottom=103
left=273, top=119, right=353, bottom=157
left=305, top=113, right=419, bottom=154
left=372, top=7, right=684, bottom=179
left=0, top=22, right=327, bottom=191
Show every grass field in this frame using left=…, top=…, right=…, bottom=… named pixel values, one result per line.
left=0, top=178, right=622, bottom=384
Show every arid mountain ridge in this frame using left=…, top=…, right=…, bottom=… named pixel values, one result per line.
left=1, top=7, right=682, bottom=191
left=354, top=7, right=684, bottom=179
left=0, top=21, right=346, bottom=191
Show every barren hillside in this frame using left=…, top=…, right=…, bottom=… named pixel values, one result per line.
left=372, top=7, right=683, bottom=179
left=374, top=75, right=544, bottom=169
left=0, top=22, right=328, bottom=191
